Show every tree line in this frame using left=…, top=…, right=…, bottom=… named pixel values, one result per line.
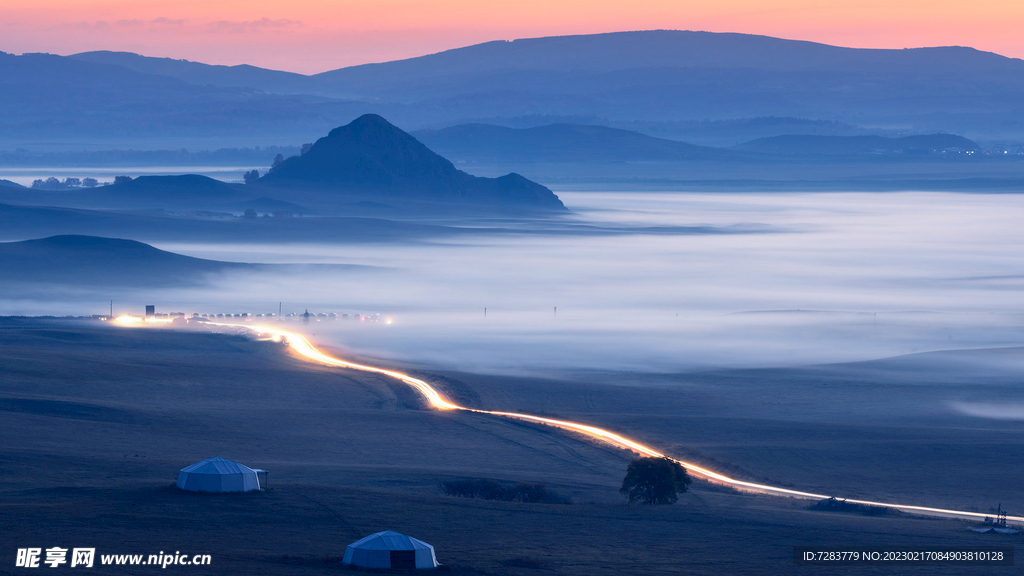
left=30, top=176, right=100, bottom=190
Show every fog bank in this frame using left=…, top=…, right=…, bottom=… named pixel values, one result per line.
left=5, top=191, right=1024, bottom=374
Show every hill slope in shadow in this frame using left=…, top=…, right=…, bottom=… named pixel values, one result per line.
left=0, top=235, right=251, bottom=287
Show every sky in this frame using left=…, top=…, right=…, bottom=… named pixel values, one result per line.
left=2, top=0, right=1024, bottom=74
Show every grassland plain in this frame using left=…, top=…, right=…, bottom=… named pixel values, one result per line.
left=1, top=319, right=1021, bottom=575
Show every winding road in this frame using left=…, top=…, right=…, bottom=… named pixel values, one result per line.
left=119, top=317, right=1024, bottom=524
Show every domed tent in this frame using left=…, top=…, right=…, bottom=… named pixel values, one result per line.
left=342, top=530, right=439, bottom=570
left=176, top=457, right=262, bottom=493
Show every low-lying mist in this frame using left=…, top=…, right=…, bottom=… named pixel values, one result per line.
left=6, top=191, right=1024, bottom=374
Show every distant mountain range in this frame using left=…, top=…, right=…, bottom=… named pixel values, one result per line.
left=0, top=51, right=361, bottom=146
left=0, top=124, right=987, bottom=179
left=735, top=134, right=982, bottom=155
left=3, top=30, right=1023, bottom=148
left=413, top=124, right=980, bottom=164
left=412, top=124, right=728, bottom=163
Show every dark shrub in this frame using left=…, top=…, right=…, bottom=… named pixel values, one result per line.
left=441, top=478, right=568, bottom=504
left=620, top=456, right=691, bottom=505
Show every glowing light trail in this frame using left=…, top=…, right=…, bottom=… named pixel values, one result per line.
left=143, top=320, right=1024, bottom=524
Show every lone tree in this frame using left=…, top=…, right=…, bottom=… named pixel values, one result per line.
left=82, top=177, right=98, bottom=188
left=243, top=169, right=259, bottom=184
left=113, top=175, right=133, bottom=185
left=620, top=456, right=691, bottom=504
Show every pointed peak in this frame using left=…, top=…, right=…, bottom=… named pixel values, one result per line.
left=350, top=113, right=391, bottom=126
left=328, top=114, right=397, bottom=137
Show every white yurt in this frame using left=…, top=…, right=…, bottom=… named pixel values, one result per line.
left=176, top=457, right=262, bottom=493
left=342, top=530, right=439, bottom=570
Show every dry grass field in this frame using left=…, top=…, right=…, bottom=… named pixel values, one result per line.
left=2, top=318, right=1021, bottom=575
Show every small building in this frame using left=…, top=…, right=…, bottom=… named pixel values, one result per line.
left=176, top=457, right=265, bottom=493
left=145, top=305, right=155, bottom=317
left=342, top=530, right=439, bottom=570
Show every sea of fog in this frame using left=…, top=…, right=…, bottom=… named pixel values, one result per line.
left=7, top=191, right=1024, bottom=374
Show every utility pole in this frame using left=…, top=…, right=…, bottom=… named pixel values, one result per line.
left=279, top=302, right=282, bottom=317
left=110, top=300, right=113, bottom=318
left=554, top=306, right=557, bottom=317
left=484, top=307, right=487, bottom=318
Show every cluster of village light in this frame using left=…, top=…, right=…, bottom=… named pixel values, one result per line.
left=113, top=311, right=385, bottom=325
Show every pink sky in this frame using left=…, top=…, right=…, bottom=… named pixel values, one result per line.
left=2, top=0, right=1023, bottom=74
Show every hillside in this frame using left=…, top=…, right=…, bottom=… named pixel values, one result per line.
left=315, top=31, right=1024, bottom=81
left=103, top=174, right=242, bottom=201
left=69, top=51, right=310, bottom=93
left=735, top=134, right=982, bottom=155
left=303, top=31, right=1024, bottom=137
left=412, top=123, right=728, bottom=163
left=0, top=51, right=359, bottom=145
left=0, top=235, right=250, bottom=286
left=258, top=115, right=565, bottom=210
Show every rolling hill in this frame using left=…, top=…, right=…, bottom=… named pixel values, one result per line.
left=412, top=123, right=729, bottom=163
left=69, top=50, right=309, bottom=93
left=100, top=174, right=243, bottom=204
left=314, top=30, right=1024, bottom=81
left=0, top=235, right=250, bottom=287
left=735, top=134, right=982, bottom=155
left=0, top=51, right=358, bottom=146
left=303, top=31, right=1024, bottom=137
